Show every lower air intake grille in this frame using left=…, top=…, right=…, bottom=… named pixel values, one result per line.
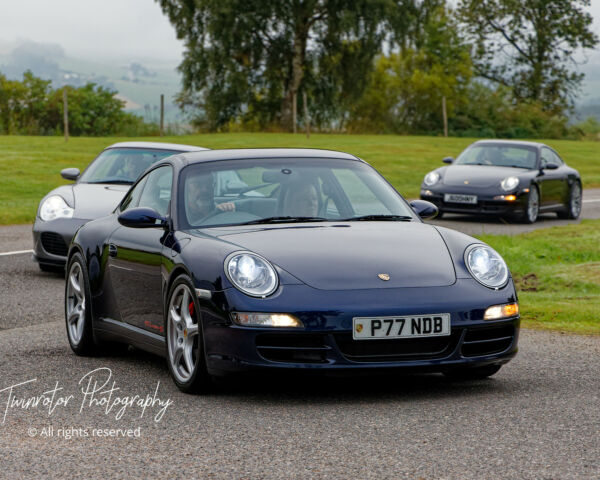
left=41, top=232, right=68, bottom=256
left=256, top=333, right=330, bottom=363
left=334, top=331, right=460, bottom=362
left=461, top=325, right=515, bottom=357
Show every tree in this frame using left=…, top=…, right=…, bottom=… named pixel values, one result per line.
left=458, top=0, right=598, bottom=114
left=348, top=4, right=472, bottom=134
left=156, top=0, right=391, bottom=131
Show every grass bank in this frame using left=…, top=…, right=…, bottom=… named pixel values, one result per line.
left=478, top=219, right=600, bottom=335
left=1, top=133, right=600, bottom=224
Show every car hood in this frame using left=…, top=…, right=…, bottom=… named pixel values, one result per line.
left=442, top=165, right=529, bottom=187
left=48, top=183, right=130, bottom=219
left=200, top=222, right=456, bottom=290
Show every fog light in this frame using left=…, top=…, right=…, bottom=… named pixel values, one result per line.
left=493, top=195, right=517, bottom=201
left=422, top=189, right=434, bottom=196
left=484, top=303, right=519, bottom=320
left=232, top=312, right=304, bottom=328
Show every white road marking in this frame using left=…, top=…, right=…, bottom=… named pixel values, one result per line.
left=582, top=199, right=600, bottom=203
left=0, top=249, right=33, bottom=257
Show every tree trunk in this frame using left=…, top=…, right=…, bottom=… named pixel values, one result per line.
left=283, top=26, right=307, bottom=131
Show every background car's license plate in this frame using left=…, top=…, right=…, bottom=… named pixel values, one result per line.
left=353, top=314, right=451, bottom=340
left=444, top=193, right=477, bottom=204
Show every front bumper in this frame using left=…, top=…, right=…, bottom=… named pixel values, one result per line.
left=32, top=217, right=89, bottom=266
left=420, top=187, right=527, bottom=216
left=201, top=279, right=520, bottom=376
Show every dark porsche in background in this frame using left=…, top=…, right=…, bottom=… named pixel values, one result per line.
left=420, top=140, right=582, bottom=223
left=33, top=141, right=207, bottom=271
left=65, top=148, right=520, bottom=393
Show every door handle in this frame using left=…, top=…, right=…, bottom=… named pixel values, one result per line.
left=108, top=243, right=118, bottom=257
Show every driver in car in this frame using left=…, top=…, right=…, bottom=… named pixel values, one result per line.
left=118, top=154, right=146, bottom=181
left=186, top=173, right=235, bottom=224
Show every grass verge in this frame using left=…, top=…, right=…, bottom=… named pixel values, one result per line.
left=1, top=133, right=600, bottom=224
left=478, top=219, right=600, bottom=335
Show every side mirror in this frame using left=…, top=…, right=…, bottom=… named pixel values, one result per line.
left=543, top=162, right=559, bottom=170
left=61, top=168, right=80, bottom=181
left=410, top=200, right=439, bottom=220
left=442, top=157, right=454, bottom=164
left=118, top=207, right=167, bottom=228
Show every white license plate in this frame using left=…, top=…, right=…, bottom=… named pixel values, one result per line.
left=352, top=314, right=451, bottom=340
left=444, top=193, right=477, bottom=204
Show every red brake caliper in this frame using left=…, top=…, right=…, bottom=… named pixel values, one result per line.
left=188, top=302, right=194, bottom=317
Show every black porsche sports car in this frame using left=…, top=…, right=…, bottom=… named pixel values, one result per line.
left=420, top=140, right=582, bottom=223
left=33, top=141, right=207, bottom=272
left=66, top=148, right=520, bottom=393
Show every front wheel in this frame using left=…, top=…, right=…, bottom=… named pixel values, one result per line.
left=520, top=186, right=539, bottom=224
left=443, top=364, right=501, bottom=380
left=65, top=253, right=97, bottom=355
left=165, top=275, right=212, bottom=393
left=557, top=182, right=582, bottom=220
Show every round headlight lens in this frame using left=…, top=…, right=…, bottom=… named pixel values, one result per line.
left=465, top=244, right=509, bottom=289
left=424, top=171, right=440, bottom=186
left=39, top=195, right=74, bottom=221
left=500, top=176, right=519, bottom=191
left=226, top=252, right=278, bottom=297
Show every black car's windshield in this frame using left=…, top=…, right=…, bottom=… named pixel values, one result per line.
left=455, top=144, right=537, bottom=169
left=79, top=148, right=182, bottom=184
left=179, top=158, right=415, bottom=228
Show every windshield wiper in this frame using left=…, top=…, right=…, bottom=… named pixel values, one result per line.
left=237, top=216, right=329, bottom=225
left=338, top=214, right=413, bottom=222
left=86, top=180, right=134, bottom=185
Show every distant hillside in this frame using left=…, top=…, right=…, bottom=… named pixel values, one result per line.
left=0, top=39, right=184, bottom=122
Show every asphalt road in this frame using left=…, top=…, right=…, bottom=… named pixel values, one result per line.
left=0, top=191, right=599, bottom=479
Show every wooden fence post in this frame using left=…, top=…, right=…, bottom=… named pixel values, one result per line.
left=160, top=94, right=165, bottom=136
left=303, top=91, right=310, bottom=139
left=442, top=96, right=448, bottom=138
left=63, top=88, right=69, bottom=142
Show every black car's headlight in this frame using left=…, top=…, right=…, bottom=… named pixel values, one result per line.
left=225, top=252, right=279, bottom=297
left=500, top=176, right=519, bottom=191
left=423, top=171, right=440, bottom=186
left=39, top=195, right=74, bottom=221
left=465, top=244, right=508, bottom=289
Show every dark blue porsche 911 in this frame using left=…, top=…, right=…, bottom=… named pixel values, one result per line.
left=65, top=149, right=520, bottom=393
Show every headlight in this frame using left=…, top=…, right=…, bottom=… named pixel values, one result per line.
left=465, top=244, right=509, bottom=289
left=423, top=171, right=440, bottom=186
left=39, top=195, right=74, bottom=221
left=500, top=176, right=519, bottom=191
left=225, top=252, right=278, bottom=297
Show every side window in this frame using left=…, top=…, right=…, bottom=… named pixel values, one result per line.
left=551, top=150, right=564, bottom=165
left=120, top=176, right=148, bottom=212
left=138, top=166, right=173, bottom=217
left=540, top=148, right=553, bottom=168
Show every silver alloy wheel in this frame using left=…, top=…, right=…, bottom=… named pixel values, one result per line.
left=570, top=183, right=582, bottom=217
left=167, top=284, right=199, bottom=383
left=527, top=188, right=539, bottom=222
left=66, top=261, right=86, bottom=345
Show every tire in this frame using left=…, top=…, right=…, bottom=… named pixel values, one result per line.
left=520, top=186, right=539, bottom=224
left=165, top=274, right=212, bottom=394
left=64, top=253, right=97, bottom=356
left=443, top=364, right=501, bottom=380
left=557, top=181, right=582, bottom=220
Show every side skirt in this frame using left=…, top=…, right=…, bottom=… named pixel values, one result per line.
left=94, top=317, right=166, bottom=358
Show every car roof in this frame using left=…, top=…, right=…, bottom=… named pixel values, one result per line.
left=473, top=139, right=546, bottom=149
left=174, top=148, right=361, bottom=165
left=105, top=141, right=208, bottom=152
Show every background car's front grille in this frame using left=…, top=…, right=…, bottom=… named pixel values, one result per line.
left=333, top=331, right=460, bottom=362
left=41, top=232, right=68, bottom=256
left=461, top=324, right=515, bottom=357
left=256, top=333, right=331, bottom=363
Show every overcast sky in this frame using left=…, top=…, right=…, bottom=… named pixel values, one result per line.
left=1, top=0, right=600, bottom=64
left=0, top=0, right=184, bottom=63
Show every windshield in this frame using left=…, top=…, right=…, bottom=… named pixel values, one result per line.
left=79, top=148, right=182, bottom=184
left=178, top=158, right=415, bottom=228
left=455, top=144, right=537, bottom=169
